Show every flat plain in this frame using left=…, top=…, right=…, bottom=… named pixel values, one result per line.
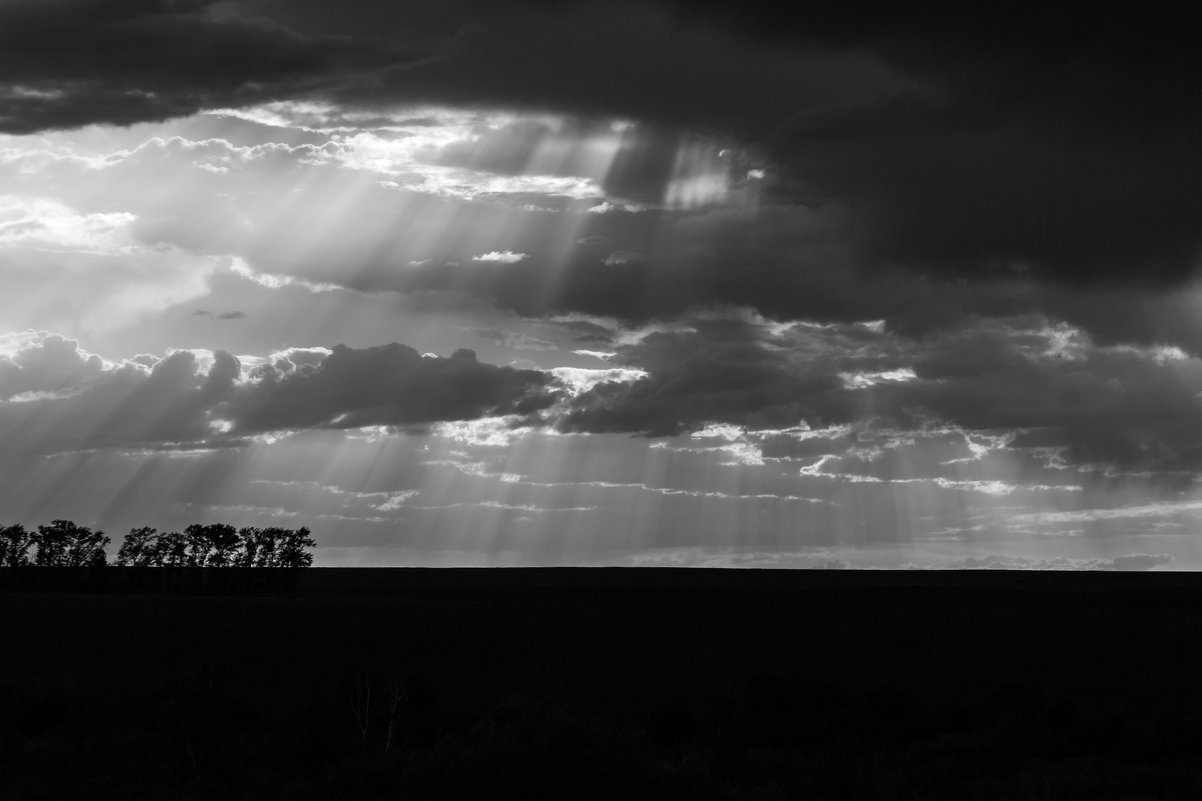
left=5, top=568, right=1202, bottom=799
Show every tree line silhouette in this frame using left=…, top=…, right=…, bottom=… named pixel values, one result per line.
left=0, top=520, right=315, bottom=568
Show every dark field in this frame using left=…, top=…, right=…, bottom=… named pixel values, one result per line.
left=5, top=568, right=1202, bottom=799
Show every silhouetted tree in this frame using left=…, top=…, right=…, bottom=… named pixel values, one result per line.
left=237, top=526, right=286, bottom=567
left=117, top=527, right=160, bottom=566
left=0, top=523, right=32, bottom=566
left=157, top=530, right=189, bottom=567
left=7, top=519, right=314, bottom=568
left=184, top=523, right=212, bottom=567
left=201, top=524, right=240, bottom=567
left=255, top=527, right=290, bottom=567
left=33, top=520, right=110, bottom=566
left=276, top=527, right=316, bottom=568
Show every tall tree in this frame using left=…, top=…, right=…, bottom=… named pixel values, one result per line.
left=184, top=524, right=212, bottom=567
left=157, top=531, right=188, bottom=567
left=117, top=527, right=160, bottom=566
left=255, top=527, right=289, bottom=567
left=236, top=527, right=271, bottom=567
left=0, top=523, right=32, bottom=567
left=204, top=524, right=241, bottom=567
left=276, top=527, right=316, bottom=568
left=33, top=520, right=110, bottom=566
left=32, top=520, right=71, bottom=566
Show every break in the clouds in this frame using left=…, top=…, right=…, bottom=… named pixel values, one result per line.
left=4, top=0, right=1202, bottom=567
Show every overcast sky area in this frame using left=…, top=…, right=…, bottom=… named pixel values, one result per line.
left=2, top=0, right=1202, bottom=568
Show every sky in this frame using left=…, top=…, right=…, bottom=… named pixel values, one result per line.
left=2, top=0, right=1202, bottom=568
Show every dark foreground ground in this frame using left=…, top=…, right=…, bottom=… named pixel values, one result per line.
left=5, top=568, right=1202, bottom=800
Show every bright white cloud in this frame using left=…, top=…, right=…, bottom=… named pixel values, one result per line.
left=472, top=251, right=529, bottom=264
left=550, top=365, right=648, bottom=395
left=0, top=195, right=217, bottom=335
left=433, top=416, right=534, bottom=447
left=229, top=257, right=341, bottom=293
left=0, top=196, right=135, bottom=253
left=838, top=367, right=917, bottom=389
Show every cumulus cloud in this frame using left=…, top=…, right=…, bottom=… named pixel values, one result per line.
left=553, top=310, right=1202, bottom=475
left=0, top=336, right=561, bottom=455
left=227, top=342, right=557, bottom=434
left=471, top=250, right=529, bottom=264
left=550, top=365, right=649, bottom=396
left=0, top=331, right=105, bottom=400
left=11, top=305, right=1202, bottom=478
left=0, top=345, right=236, bottom=455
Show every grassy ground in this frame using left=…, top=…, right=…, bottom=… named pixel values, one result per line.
left=4, top=569, right=1202, bottom=799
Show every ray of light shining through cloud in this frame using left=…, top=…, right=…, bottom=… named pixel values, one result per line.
left=3, top=0, right=1202, bottom=571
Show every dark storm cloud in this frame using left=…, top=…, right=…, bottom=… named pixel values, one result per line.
left=0, top=0, right=445, bottom=133
left=7, top=0, right=1202, bottom=351
left=7, top=323, right=1202, bottom=475
left=6, top=0, right=1202, bottom=282
left=228, top=343, right=557, bottom=434
left=556, top=317, right=861, bottom=437
left=0, top=336, right=557, bottom=454
left=389, top=201, right=1202, bottom=354
left=557, top=313, right=1202, bottom=473
left=8, top=125, right=1199, bottom=351
left=278, top=0, right=1202, bottom=285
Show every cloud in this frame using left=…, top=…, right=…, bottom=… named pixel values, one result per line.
left=229, top=256, right=341, bottom=293
left=227, top=342, right=557, bottom=434
left=13, top=108, right=1202, bottom=358
left=468, top=328, right=557, bottom=351
left=10, top=0, right=1202, bottom=297
left=0, top=331, right=105, bottom=401
left=471, top=250, right=529, bottom=264
left=550, top=365, right=649, bottom=396
left=427, top=451, right=824, bottom=505
left=931, top=553, right=1174, bottom=572
left=0, top=335, right=561, bottom=455
left=553, top=309, right=1202, bottom=474
left=601, top=250, right=646, bottom=266
left=555, top=315, right=855, bottom=436
left=0, top=0, right=446, bottom=133
left=1010, top=501, right=1202, bottom=526
left=0, top=196, right=217, bottom=335
left=240, top=0, right=1202, bottom=287
left=0, top=196, right=135, bottom=250
left=0, top=345, right=236, bottom=455
left=11, top=307, right=1202, bottom=478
